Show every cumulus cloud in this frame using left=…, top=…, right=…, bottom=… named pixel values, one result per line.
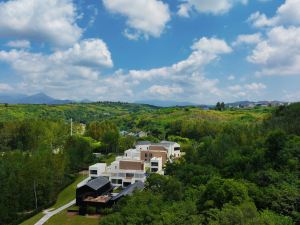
left=248, top=0, right=300, bottom=28
left=244, top=1, right=300, bottom=77
left=0, top=83, right=13, bottom=92
left=127, top=37, right=232, bottom=82
left=244, top=82, right=266, bottom=91
left=0, top=0, right=82, bottom=47
left=122, top=37, right=232, bottom=102
left=233, top=33, right=262, bottom=46
left=147, top=85, right=184, bottom=98
left=6, top=40, right=31, bottom=49
left=51, top=39, right=113, bottom=68
left=227, top=82, right=266, bottom=99
left=0, top=36, right=234, bottom=103
left=0, top=39, right=113, bottom=83
left=177, top=0, right=248, bottom=17
left=248, top=26, right=300, bottom=76
left=102, top=0, right=170, bottom=40
left=0, top=35, right=266, bottom=103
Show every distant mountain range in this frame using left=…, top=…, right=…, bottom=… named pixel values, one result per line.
left=135, top=100, right=198, bottom=107
left=0, top=93, right=288, bottom=107
left=0, top=93, right=73, bottom=105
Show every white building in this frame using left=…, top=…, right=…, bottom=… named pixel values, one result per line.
left=150, top=157, right=163, bottom=174
left=89, top=163, right=107, bottom=179
left=89, top=141, right=181, bottom=187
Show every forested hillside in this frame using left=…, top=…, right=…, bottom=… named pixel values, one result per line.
left=100, top=103, right=300, bottom=225
left=0, top=102, right=298, bottom=225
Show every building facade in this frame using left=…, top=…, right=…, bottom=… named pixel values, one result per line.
left=88, top=141, right=181, bottom=187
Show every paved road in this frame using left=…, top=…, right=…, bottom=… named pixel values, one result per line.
left=34, top=199, right=76, bottom=225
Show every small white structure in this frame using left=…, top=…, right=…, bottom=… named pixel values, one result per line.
left=150, top=157, right=163, bottom=174
left=124, top=149, right=141, bottom=160
left=89, top=163, right=107, bottom=179
left=135, top=141, right=151, bottom=151
left=156, top=141, right=181, bottom=158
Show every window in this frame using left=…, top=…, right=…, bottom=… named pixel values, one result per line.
left=123, top=182, right=131, bottom=187
left=151, top=168, right=158, bottom=172
left=126, top=173, right=134, bottom=178
left=150, top=153, right=152, bottom=157
left=90, top=170, right=97, bottom=175
left=151, top=162, right=158, bottom=167
left=174, top=147, right=180, bottom=151
left=145, top=153, right=148, bottom=157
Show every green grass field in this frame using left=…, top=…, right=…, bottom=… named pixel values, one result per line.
left=20, top=174, right=87, bottom=225
left=44, top=210, right=99, bottom=225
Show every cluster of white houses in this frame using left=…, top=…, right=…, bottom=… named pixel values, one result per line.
left=88, top=141, right=181, bottom=187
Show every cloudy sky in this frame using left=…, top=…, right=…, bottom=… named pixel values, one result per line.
left=0, top=0, right=299, bottom=104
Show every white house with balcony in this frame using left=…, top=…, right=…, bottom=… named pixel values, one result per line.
left=88, top=141, right=181, bottom=187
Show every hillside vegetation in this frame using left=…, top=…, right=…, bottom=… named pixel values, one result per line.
left=0, top=102, right=298, bottom=225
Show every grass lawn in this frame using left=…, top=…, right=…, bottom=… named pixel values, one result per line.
left=19, top=212, right=44, bottom=225
left=44, top=210, right=99, bottom=225
left=20, top=174, right=87, bottom=225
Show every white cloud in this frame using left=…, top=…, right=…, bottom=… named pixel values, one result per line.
left=0, top=83, right=13, bottom=92
left=248, top=0, right=300, bottom=28
left=177, top=0, right=248, bottom=17
left=1, top=37, right=232, bottom=103
left=121, top=37, right=232, bottom=102
left=248, top=26, right=300, bottom=76
left=0, top=39, right=113, bottom=83
left=51, top=39, right=113, bottom=68
left=227, top=82, right=266, bottom=99
left=6, top=40, right=31, bottom=49
left=233, top=33, right=262, bottom=46
left=147, top=85, right=184, bottom=97
left=0, top=35, right=265, bottom=104
left=102, top=0, right=170, bottom=40
left=128, top=37, right=232, bottom=81
left=244, top=82, right=266, bottom=91
left=228, top=84, right=242, bottom=91
left=0, top=0, right=82, bottom=47
left=228, top=75, right=235, bottom=80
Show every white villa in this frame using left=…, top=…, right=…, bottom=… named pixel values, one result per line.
left=88, top=141, right=181, bottom=187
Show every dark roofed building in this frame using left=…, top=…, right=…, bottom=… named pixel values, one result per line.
left=76, top=177, right=112, bottom=212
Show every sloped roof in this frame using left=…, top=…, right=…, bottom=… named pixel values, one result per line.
left=111, top=181, right=144, bottom=201
left=136, top=141, right=152, bottom=145
left=86, top=177, right=110, bottom=191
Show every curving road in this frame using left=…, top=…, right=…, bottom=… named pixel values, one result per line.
left=34, top=199, right=76, bottom=225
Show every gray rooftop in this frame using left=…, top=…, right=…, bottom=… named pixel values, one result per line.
left=111, top=181, right=144, bottom=201
left=86, top=177, right=110, bottom=191
left=136, top=141, right=152, bottom=145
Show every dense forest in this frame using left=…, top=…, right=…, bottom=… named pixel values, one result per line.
left=100, top=103, right=300, bottom=225
left=0, top=102, right=299, bottom=225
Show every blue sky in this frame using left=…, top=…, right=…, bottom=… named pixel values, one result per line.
left=0, top=0, right=299, bottom=104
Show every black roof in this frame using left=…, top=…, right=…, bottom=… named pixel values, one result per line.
left=111, top=181, right=144, bottom=201
left=86, top=177, right=110, bottom=191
